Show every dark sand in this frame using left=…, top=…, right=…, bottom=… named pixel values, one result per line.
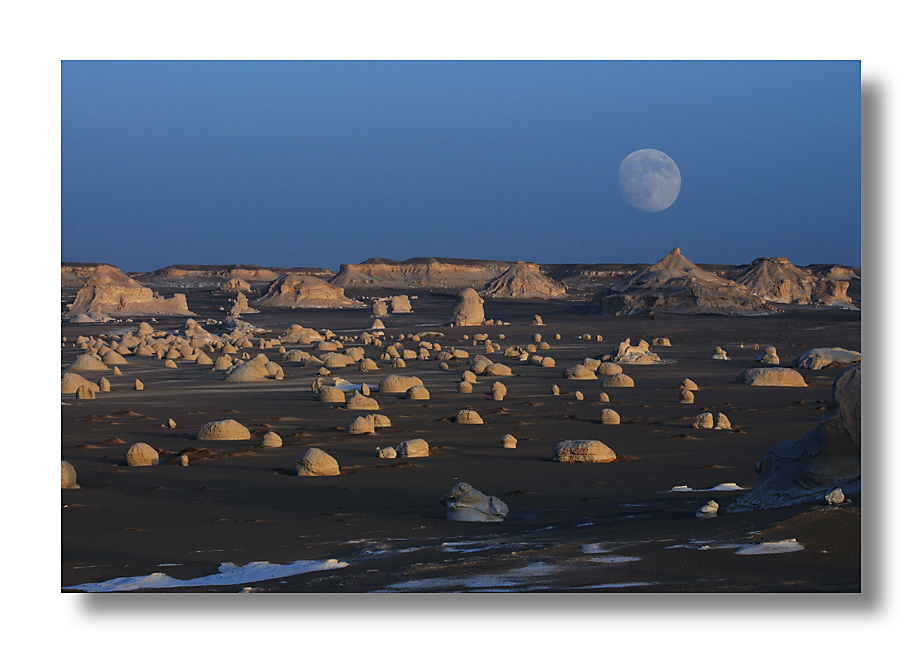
left=61, top=290, right=860, bottom=592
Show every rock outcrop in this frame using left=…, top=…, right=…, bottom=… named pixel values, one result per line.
left=450, top=288, right=485, bottom=326
left=736, top=368, right=808, bottom=387
left=795, top=347, right=861, bottom=370
left=594, top=247, right=771, bottom=316
left=65, top=266, right=193, bottom=321
left=329, top=257, right=509, bottom=290
left=253, top=273, right=364, bottom=309
left=481, top=262, right=567, bottom=299
left=730, top=363, right=861, bottom=510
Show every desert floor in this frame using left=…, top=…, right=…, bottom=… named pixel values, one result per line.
left=61, top=291, right=860, bottom=592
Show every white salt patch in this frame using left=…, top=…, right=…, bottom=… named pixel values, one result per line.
left=588, top=555, right=642, bottom=564
left=580, top=543, right=614, bottom=554
left=64, top=559, right=347, bottom=592
left=735, top=539, right=805, bottom=555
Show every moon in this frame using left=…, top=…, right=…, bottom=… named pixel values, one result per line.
left=618, top=149, right=681, bottom=213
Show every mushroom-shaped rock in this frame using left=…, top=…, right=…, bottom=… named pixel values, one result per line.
left=456, top=409, right=483, bottom=425
left=601, top=409, right=621, bottom=425
left=440, top=482, right=509, bottom=522
left=61, top=461, right=80, bottom=489
left=261, top=432, right=283, bottom=447
left=451, top=288, right=485, bottom=326
left=501, top=434, right=517, bottom=449
left=346, top=392, right=379, bottom=411
left=553, top=440, right=617, bottom=463
left=602, top=373, right=634, bottom=388
left=197, top=419, right=251, bottom=441
left=378, top=375, right=424, bottom=394
left=126, top=442, right=159, bottom=466
left=294, top=448, right=340, bottom=476
left=406, top=385, right=430, bottom=400
left=693, top=412, right=714, bottom=429
left=396, top=438, right=429, bottom=458
left=736, top=368, right=807, bottom=387
left=347, top=415, right=376, bottom=435
left=564, top=364, right=597, bottom=380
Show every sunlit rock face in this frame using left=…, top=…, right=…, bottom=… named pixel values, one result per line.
left=451, top=288, right=485, bottom=326
left=730, top=363, right=861, bottom=511
left=66, top=266, right=194, bottom=321
left=594, top=247, right=771, bottom=316
left=253, top=273, right=365, bottom=309
left=481, top=262, right=567, bottom=299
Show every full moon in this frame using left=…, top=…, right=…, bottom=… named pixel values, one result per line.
left=618, top=149, right=681, bottom=213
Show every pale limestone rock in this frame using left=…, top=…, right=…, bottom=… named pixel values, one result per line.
left=553, top=440, right=617, bottom=463
left=693, top=412, right=714, bottom=429
left=696, top=500, right=719, bottom=519
left=396, top=438, right=429, bottom=458
left=440, top=482, right=508, bottom=522
left=134, top=379, right=144, bottom=390
left=61, top=461, right=79, bottom=489
left=602, top=373, right=634, bottom=388
left=347, top=415, right=376, bottom=435
left=406, top=385, right=430, bottom=400
left=126, top=442, right=158, bottom=466
left=346, top=392, right=379, bottom=411
left=376, top=446, right=397, bottom=459
left=680, top=389, right=695, bottom=404
left=295, top=448, right=340, bottom=476
left=736, top=368, right=807, bottom=387
left=261, top=432, right=283, bottom=447
left=501, top=434, right=517, bottom=449
left=456, top=409, right=483, bottom=424
left=601, top=409, right=621, bottom=425
left=197, top=419, right=251, bottom=441
left=564, top=364, right=597, bottom=380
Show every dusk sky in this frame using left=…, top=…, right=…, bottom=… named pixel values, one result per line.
left=61, top=60, right=860, bottom=272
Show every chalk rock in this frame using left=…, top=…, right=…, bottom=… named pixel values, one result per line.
left=441, top=482, right=509, bottom=522
left=451, top=288, right=485, bottom=326
left=379, top=375, right=424, bottom=394
left=597, top=362, right=623, bottom=376
left=601, top=409, right=621, bottom=425
left=483, top=363, right=512, bottom=377
left=401, top=385, right=427, bottom=400
left=376, top=446, right=397, bottom=459
left=76, top=385, right=96, bottom=400
left=294, top=448, right=340, bottom=476
left=696, top=500, right=719, bottom=519
left=736, top=368, right=807, bottom=387
left=61, top=373, right=99, bottom=395
left=126, top=442, right=159, bottom=466
left=714, top=413, right=731, bottom=430
left=396, top=438, right=429, bottom=458
left=602, top=373, right=634, bottom=388
left=346, top=392, right=379, bottom=411
left=795, top=347, right=861, bottom=370
left=197, top=419, right=251, bottom=441
left=261, top=432, right=283, bottom=447
left=319, top=386, right=347, bottom=403
left=757, top=346, right=780, bottom=365
left=680, top=389, right=695, bottom=404
left=564, top=364, right=597, bottom=380
left=61, top=461, right=80, bottom=489
left=693, top=412, right=714, bottom=429
left=66, top=353, right=109, bottom=373
left=825, top=488, right=845, bottom=505
left=134, top=379, right=144, bottom=390
left=712, top=347, right=730, bottom=360
left=680, top=378, right=698, bottom=391
left=456, top=409, right=483, bottom=424
left=551, top=385, right=560, bottom=395
left=347, top=415, right=376, bottom=435
left=501, top=434, right=517, bottom=449
left=553, top=439, right=617, bottom=463
left=612, top=338, right=662, bottom=365
left=574, top=391, right=584, bottom=401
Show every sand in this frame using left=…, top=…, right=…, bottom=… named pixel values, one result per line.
left=61, top=286, right=860, bottom=593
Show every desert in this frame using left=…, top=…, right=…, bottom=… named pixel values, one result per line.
left=61, top=253, right=860, bottom=593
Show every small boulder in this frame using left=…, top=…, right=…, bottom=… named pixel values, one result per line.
left=440, top=482, right=508, bottom=522
left=295, top=448, right=340, bottom=476
left=61, top=461, right=80, bottom=489
left=696, top=500, right=719, bottom=519
left=456, top=409, right=483, bottom=424
left=197, top=419, right=251, bottom=441
left=396, top=438, right=429, bottom=458
left=693, top=412, right=714, bottom=429
left=601, top=409, right=621, bottom=425
left=553, top=439, right=617, bottom=463
left=261, top=432, right=283, bottom=447
left=501, top=434, right=517, bottom=449
left=126, top=442, right=159, bottom=466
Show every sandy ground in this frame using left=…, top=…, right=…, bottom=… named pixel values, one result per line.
left=61, top=290, right=860, bottom=592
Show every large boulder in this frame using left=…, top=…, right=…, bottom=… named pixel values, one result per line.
left=440, top=482, right=509, bottom=522
left=396, top=438, right=429, bottom=458
left=197, top=419, right=251, bottom=441
left=795, top=347, right=861, bottom=370
left=451, top=288, right=485, bottom=326
left=378, top=375, right=424, bottom=394
left=730, top=363, right=861, bottom=510
left=736, top=368, right=807, bottom=387
left=553, top=440, right=617, bottom=463
left=61, top=373, right=99, bottom=395
left=126, top=442, right=159, bottom=466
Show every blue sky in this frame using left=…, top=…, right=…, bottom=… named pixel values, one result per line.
left=61, top=60, right=860, bottom=271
